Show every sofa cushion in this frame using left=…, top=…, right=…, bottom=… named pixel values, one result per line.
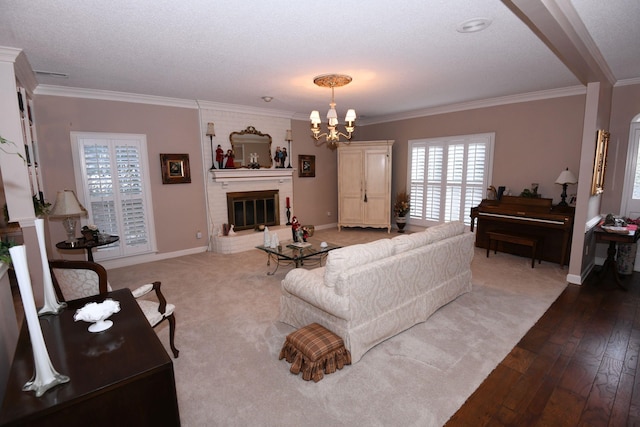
left=392, top=232, right=431, bottom=253
left=324, top=238, right=395, bottom=287
left=423, top=221, right=465, bottom=245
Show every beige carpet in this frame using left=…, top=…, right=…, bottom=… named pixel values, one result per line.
left=107, top=227, right=568, bottom=427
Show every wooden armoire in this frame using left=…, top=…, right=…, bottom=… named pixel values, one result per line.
left=337, top=140, right=394, bottom=232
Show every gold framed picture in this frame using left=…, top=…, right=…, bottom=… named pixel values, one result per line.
left=590, top=129, right=610, bottom=195
left=160, top=153, right=191, bottom=184
left=298, top=155, right=315, bottom=178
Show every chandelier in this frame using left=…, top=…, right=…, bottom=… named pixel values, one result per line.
left=309, top=74, right=356, bottom=150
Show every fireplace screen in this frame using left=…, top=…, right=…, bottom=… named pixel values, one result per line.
left=227, top=190, right=279, bottom=231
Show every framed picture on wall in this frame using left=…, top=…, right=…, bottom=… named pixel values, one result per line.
left=298, top=155, right=315, bottom=177
left=590, top=129, right=610, bottom=195
left=160, top=153, right=191, bottom=184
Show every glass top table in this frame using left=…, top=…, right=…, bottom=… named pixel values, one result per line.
left=255, top=238, right=341, bottom=275
left=55, top=235, right=120, bottom=262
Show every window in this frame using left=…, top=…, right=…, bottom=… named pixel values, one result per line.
left=408, top=133, right=494, bottom=226
left=71, top=132, right=156, bottom=260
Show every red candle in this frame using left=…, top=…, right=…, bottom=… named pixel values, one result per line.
left=286, top=197, right=290, bottom=208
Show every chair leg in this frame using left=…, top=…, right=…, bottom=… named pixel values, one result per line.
left=167, top=313, right=179, bottom=358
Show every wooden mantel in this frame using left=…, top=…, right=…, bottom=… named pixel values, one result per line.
left=210, top=168, right=294, bottom=184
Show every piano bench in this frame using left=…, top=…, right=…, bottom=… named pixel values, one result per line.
left=486, top=231, right=542, bottom=268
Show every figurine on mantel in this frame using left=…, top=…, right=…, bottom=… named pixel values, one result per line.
left=216, top=145, right=224, bottom=169
left=225, top=149, right=235, bottom=168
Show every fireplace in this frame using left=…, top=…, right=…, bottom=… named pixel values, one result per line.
left=208, top=168, right=293, bottom=253
left=227, top=190, right=280, bottom=231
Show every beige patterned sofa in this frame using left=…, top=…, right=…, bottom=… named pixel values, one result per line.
left=279, top=221, right=474, bottom=363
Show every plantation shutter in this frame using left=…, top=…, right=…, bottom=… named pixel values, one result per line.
left=409, top=145, right=425, bottom=219
left=72, top=133, right=155, bottom=260
left=116, top=144, right=149, bottom=249
left=408, top=133, right=494, bottom=227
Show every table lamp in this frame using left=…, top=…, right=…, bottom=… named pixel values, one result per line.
left=48, top=190, right=88, bottom=242
left=555, top=168, right=578, bottom=206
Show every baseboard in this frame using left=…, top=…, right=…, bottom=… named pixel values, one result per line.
left=566, top=258, right=599, bottom=285
left=315, top=222, right=338, bottom=230
left=100, top=246, right=208, bottom=270
left=566, top=273, right=583, bottom=285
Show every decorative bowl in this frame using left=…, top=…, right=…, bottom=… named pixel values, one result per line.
left=74, top=299, right=121, bottom=333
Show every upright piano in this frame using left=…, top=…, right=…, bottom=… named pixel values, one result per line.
left=470, top=196, right=574, bottom=266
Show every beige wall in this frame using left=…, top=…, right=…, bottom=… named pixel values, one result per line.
left=34, top=96, right=208, bottom=258
left=289, top=119, right=338, bottom=227
left=357, top=96, right=586, bottom=205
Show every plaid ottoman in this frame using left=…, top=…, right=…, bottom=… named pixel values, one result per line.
left=279, top=323, right=351, bottom=382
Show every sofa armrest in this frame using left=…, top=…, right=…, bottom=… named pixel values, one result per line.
left=282, top=269, right=349, bottom=319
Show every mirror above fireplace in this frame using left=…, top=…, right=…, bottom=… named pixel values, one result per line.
left=229, top=126, right=273, bottom=169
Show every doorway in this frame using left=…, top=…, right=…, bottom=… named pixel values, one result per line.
left=620, top=116, right=640, bottom=271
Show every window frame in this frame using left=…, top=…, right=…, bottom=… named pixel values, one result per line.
left=407, top=132, right=495, bottom=227
left=70, top=132, right=157, bottom=261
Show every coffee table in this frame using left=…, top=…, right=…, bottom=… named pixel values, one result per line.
left=256, top=238, right=341, bottom=275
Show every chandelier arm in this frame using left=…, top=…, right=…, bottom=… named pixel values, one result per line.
left=335, top=131, right=353, bottom=140
left=311, top=132, right=330, bottom=142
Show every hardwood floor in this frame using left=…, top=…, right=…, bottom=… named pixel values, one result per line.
left=446, top=268, right=640, bottom=426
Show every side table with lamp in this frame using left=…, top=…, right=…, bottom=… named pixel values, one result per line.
left=49, top=190, right=119, bottom=261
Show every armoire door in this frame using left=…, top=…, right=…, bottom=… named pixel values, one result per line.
left=363, top=148, right=390, bottom=226
left=338, top=149, right=364, bottom=224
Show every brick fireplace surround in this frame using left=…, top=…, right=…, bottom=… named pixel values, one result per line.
left=208, top=169, right=294, bottom=253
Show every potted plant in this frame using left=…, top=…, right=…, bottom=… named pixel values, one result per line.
left=0, top=239, right=16, bottom=265
left=393, top=191, right=410, bottom=233
left=3, top=195, right=51, bottom=223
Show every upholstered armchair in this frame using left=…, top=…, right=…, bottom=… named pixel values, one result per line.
left=49, top=260, right=179, bottom=358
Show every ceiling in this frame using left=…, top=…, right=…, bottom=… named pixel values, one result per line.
left=0, top=1, right=638, bottom=123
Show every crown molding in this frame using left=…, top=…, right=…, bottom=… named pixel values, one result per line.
left=33, top=84, right=298, bottom=118
left=359, top=85, right=587, bottom=125
left=34, top=84, right=200, bottom=109
left=615, top=77, right=640, bottom=87
left=0, top=46, right=21, bottom=63
left=196, top=100, right=296, bottom=119
left=0, top=47, right=38, bottom=95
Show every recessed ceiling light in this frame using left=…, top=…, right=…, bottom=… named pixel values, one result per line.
left=261, top=96, right=273, bottom=102
left=34, top=70, right=69, bottom=78
left=457, top=18, right=492, bottom=33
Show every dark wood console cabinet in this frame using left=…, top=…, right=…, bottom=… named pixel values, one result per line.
left=0, top=288, right=180, bottom=426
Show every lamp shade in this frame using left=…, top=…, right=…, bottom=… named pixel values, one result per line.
left=344, top=109, right=357, bottom=122
left=206, top=122, right=215, bottom=137
left=309, top=110, right=321, bottom=124
left=48, top=190, right=87, bottom=217
left=285, top=129, right=292, bottom=141
left=555, top=168, right=578, bottom=185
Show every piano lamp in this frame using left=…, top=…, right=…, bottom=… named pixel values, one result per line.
left=48, top=190, right=87, bottom=242
left=555, top=168, right=578, bottom=207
